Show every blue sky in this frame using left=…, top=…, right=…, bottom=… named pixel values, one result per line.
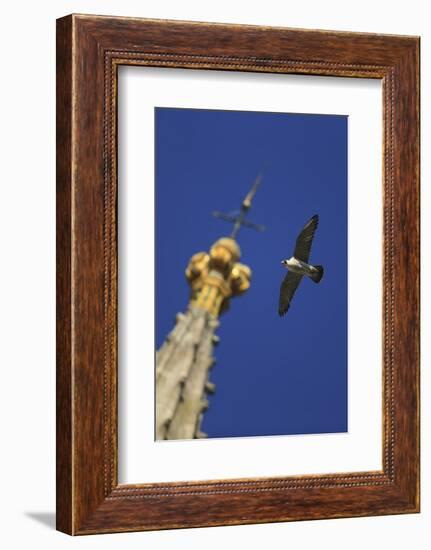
left=155, top=107, right=347, bottom=438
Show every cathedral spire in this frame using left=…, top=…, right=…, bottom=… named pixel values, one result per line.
left=155, top=176, right=263, bottom=440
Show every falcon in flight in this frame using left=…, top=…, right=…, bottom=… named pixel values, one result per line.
left=278, top=214, right=324, bottom=316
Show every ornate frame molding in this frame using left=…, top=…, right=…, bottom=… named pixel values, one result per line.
left=57, top=14, right=419, bottom=534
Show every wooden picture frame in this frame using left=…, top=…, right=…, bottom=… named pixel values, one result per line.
left=56, top=14, right=420, bottom=535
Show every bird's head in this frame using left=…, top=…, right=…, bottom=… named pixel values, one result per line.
left=281, top=259, right=288, bottom=266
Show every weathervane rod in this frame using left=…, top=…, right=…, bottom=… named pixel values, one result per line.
left=212, top=173, right=265, bottom=240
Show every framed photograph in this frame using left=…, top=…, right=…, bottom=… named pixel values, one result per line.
left=56, top=14, right=420, bottom=534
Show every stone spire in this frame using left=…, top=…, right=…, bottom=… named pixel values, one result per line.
left=155, top=238, right=251, bottom=440
left=155, top=176, right=263, bottom=440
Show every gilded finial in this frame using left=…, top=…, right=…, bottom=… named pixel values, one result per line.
left=186, top=237, right=251, bottom=317
left=184, top=174, right=264, bottom=317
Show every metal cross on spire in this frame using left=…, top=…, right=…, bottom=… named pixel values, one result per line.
left=212, top=174, right=265, bottom=240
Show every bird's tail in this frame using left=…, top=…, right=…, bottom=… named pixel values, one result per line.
left=310, top=265, right=324, bottom=283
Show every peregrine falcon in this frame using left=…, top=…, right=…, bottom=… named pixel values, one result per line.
left=278, top=214, right=324, bottom=316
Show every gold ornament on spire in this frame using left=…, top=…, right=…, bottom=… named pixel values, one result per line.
left=185, top=174, right=264, bottom=317
left=186, top=237, right=251, bottom=317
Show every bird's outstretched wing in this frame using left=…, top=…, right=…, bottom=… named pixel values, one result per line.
left=294, top=214, right=319, bottom=262
left=278, top=272, right=303, bottom=316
